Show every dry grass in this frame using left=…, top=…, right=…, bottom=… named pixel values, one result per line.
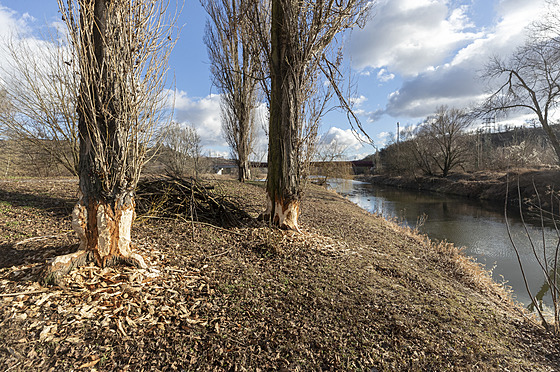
left=361, top=168, right=560, bottom=207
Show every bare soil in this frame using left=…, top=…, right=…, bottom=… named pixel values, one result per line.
left=0, top=177, right=559, bottom=371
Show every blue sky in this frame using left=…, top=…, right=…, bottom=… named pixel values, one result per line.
left=0, top=0, right=549, bottom=159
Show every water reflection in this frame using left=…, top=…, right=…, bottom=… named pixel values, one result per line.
left=327, top=179, right=560, bottom=310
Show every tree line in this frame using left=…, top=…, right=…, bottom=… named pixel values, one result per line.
left=377, top=107, right=558, bottom=178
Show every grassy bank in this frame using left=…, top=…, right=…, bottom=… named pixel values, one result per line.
left=360, top=168, right=560, bottom=209
left=0, top=178, right=559, bottom=370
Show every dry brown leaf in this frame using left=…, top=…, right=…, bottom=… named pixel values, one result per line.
left=79, top=358, right=100, bottom=368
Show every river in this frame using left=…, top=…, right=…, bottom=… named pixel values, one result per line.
left=328, top=178, right=560, bottom=313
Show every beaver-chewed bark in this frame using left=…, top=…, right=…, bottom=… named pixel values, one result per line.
left=42, top=0, right=147, bottom=284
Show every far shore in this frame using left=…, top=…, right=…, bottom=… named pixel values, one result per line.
left=357, top=168, right=560, bottom=212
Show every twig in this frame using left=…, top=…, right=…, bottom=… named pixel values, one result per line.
left=14, top=231, right=72, bottom=246
left=164, top=268, right=189, bottom=273
left=0, top=290, right=46, bottom=297
left=5, top=361, right=21, bottom=372
left=206, top=248, right=231, bottom=259
left=193, top=221, right=246, bottom=237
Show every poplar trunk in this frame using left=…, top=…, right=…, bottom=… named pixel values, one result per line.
left=43, top=0, right=146, bottom=284
left=238, top=137, right=251, bottom=182
left=264, top=0, right=302, bottom=230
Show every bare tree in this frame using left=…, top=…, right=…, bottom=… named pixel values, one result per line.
left=408, top=106, right=471, bottom=178
left=161, top=122, right=203, bottom=178
left=314, top=134, right=350, bottom=185
left=43, top=0, right=178, bottom=284
left=258, top=0, right=371, bottom=229
left=220, top=95, right=256, bottom=180
left=482, top=22, right=560, bottom=164
left=203, top=0, right=260, bottom=182
left=0, top=33, right=80, bottom=175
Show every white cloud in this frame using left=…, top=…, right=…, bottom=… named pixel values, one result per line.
left=21, top=12, right=35, bottom=23
left=322, top=127, right=364, bottom=151
left=376, top=131, right=393, bottom=147
left=350, top=95, right=368, bottom=107
left=172, top=91, right=226, bottom=147
left=250, top=102, right=270, bottom=161
left=381, top=65, right=486, bottom=118
left=172, top=91, right=271, bottom=157
left=0, top=6, right=32, bottom=38
left=361, top=0, right=548, bottom=121
left=350, top=0, right=483, bottom=76
left=0, top=5, right=75, bottom=81
left=207, top=150, right=230, bottom=159
left=377, top=68, right=395, bottom=83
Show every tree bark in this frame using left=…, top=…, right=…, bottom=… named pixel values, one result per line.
left=237, top=132, right=251, bottom=182
left=238, top=159, right=251, bottom=182
left=263, top=0, right=302, bottom=230
left=43, top=0, right=146, bottom=284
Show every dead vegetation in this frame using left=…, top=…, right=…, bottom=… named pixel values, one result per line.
left=135, top=175, right=252, bottom=228
left=0, top=177, right=559, bottom=370
left=361, top=168, right=560, bottom=210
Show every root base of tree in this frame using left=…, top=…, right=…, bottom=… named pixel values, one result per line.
left=41, top=250, right=93, bottom=286
left=41, top=250, right=147, bottom=286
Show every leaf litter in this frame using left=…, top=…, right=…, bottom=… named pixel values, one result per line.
left=0, top=237, right=213, bottom=370
left=1, top=178, right=560, bottom=371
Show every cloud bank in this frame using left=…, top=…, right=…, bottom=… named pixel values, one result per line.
left=351, top=0, right=547, bottom=121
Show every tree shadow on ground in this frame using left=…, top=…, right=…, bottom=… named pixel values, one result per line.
left=0, top=188, right=75, bottom=217
left=0, top=242, right=78, bottom=270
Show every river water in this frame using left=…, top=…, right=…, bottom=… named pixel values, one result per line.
left=328, top=178, right=560, bottom=312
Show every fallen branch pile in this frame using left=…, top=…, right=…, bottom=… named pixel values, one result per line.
left=135, top=176, right=252, bottom=227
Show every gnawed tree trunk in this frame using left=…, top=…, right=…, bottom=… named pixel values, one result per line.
left=259, top=0, right=370, bottom=230
left=43, top=0, right=153, bottom=284
left=71, top=191, right=146, bottom=268
left=262, top=0, right=303, bottom=230
left=43, top=190, right=147, bottom=284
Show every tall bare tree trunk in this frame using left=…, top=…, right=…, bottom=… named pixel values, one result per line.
left=43, top=0, right=150, bottom=284
left=238, top=136, right=252, bottom=181
left=263, top=0, right=302, bottom=230
left=236, top=28, right=253, bottom=183
left=76, top=0, right=145, bottom=266
left=204, top=0, right=259, bottom=183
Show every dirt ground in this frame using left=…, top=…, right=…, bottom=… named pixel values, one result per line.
left=0, top=177, right=559, bottom=371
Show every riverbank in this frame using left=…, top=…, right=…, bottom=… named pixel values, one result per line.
left=0, top=178, right=559, bottom=370
left=359, top=168, right=560, bottom=209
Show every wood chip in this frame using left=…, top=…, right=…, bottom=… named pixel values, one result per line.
left=79, top=359, right=100, bottom=369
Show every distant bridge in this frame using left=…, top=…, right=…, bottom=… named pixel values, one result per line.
left=214, top=160, right=373, bottom=174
